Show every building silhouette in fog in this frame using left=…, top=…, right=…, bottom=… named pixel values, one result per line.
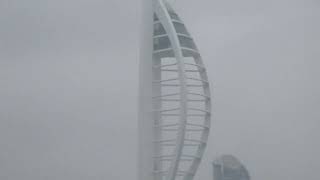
left=213, top=155, right=250, bottom=180
left=139, top=0, right=212, bottom=180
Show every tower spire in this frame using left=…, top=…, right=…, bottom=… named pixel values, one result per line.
left=139, top=1, right=212, bottom=180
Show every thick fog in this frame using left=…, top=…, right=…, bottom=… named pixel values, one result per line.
left=0, top=0, right=319, bottom=180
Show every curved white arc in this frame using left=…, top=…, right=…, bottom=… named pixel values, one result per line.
left=153, top=0, right=188, bottom=180
left=183, top=57, right=212, bottom=180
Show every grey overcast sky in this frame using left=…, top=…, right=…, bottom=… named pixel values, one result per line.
left=0, top=0, right=319, bottom=180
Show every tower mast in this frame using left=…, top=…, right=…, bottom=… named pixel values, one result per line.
left=139, top=1, right=212, bottom=180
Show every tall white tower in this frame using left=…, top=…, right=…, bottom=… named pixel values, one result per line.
left=139, top=1, right=212, bottom=180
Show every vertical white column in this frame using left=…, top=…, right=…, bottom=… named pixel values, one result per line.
left=138, top=0, right=154, bottom=180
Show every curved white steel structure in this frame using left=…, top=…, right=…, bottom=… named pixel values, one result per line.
left=139, top=1, right=211, bottom=180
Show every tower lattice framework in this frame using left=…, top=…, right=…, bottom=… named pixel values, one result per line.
left=139, top=1, right=212, bottom=180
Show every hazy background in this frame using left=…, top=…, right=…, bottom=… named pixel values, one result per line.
left=0, top=0, right=319, bottom=180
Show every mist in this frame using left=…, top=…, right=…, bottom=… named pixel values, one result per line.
left=0, top=0, right=319, bottom=180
